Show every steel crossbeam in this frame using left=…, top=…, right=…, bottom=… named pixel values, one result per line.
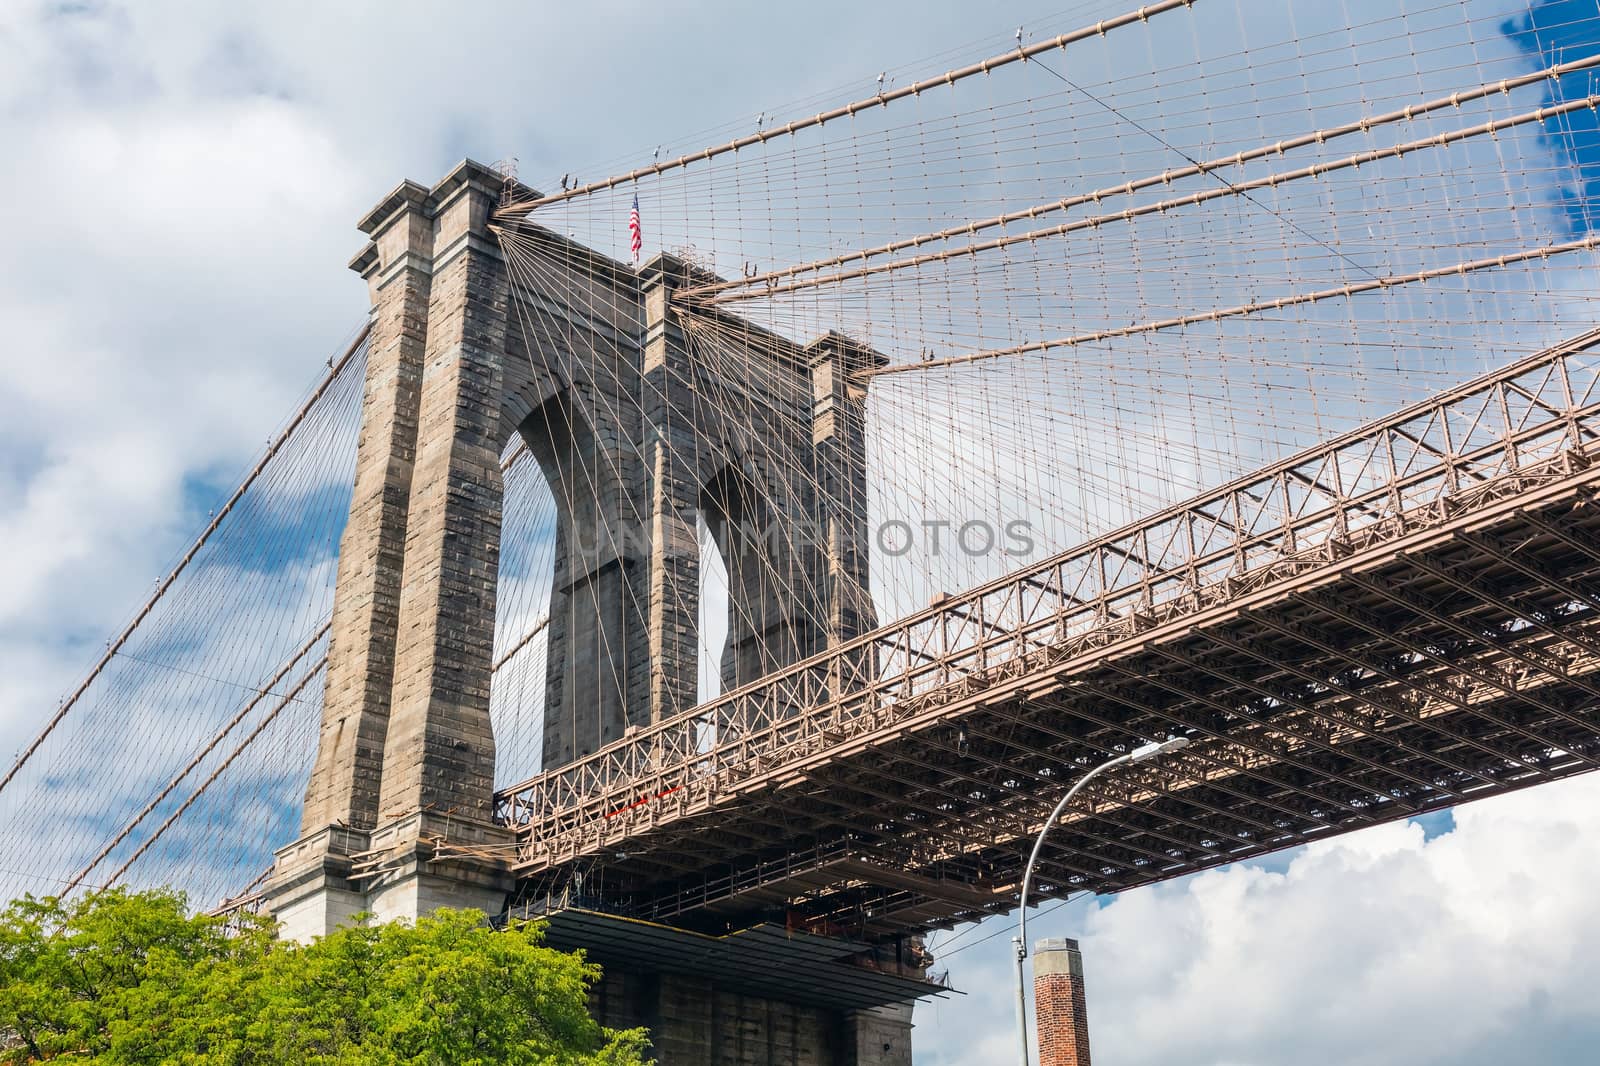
left=492, top=329, right=1600, bottom=937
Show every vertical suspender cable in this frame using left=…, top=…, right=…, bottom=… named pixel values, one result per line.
left=0, top=324, right=370, bottom=800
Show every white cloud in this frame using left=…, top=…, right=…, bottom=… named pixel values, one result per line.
left=917, top=774, right=1600, bottom=1066
left=2, top=2, right=1599, bottom=1063
left=0, top=0, right=1075, bottom=895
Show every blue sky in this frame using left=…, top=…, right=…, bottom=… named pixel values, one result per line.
left=1507, top=0, right=1600, bottom=230
left=4, top=1, right=1600, bottom=1063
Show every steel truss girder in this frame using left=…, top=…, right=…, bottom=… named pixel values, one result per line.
left=493, top=332, right=1600, bottom=940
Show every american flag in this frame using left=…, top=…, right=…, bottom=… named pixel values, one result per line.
left=628, top=194, right=643, bottom=264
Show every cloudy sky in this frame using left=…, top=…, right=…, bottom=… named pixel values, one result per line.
left=4, top=1, right=1600, bottom=1063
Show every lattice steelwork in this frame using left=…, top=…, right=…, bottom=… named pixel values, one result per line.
left=11, top=0, right=1600, bottom=957
left=494, top=328, right=1600, bottom=936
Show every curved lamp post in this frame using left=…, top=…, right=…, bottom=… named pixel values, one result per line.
left=1012, top=736, right=1190, bottom=1066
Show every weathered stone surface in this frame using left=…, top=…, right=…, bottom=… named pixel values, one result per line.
left=377, top=168, right=509, bottom=824
left=590, top=970, right=914, bottom=1066
left=299, top=182, right=432, bottom=835
left=262, top=825, right=370, bottom=945
left=270, top=159, right=902, bottom=1063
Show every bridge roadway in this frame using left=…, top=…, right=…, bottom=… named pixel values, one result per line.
left=490, top=328, right=1600, bottom=942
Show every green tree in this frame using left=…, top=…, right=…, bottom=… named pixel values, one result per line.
left=0, top=888, right=649, bottom=1065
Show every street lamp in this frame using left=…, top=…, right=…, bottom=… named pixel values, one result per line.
left=1011, top=736, right=1190, bottom=1066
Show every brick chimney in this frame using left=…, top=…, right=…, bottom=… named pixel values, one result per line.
left=1034, top=937, right=1091, bottom=1066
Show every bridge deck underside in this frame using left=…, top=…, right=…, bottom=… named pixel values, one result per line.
left=508, top=478, right=1600, bottom=942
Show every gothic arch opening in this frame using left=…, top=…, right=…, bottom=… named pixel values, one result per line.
left=696, top=509, right=729, bottom=705
left=511, top=392, right=646, bottom=769
left=488, top=439, right=557, bottom=788
left=701, top=462, right=823, bottom=695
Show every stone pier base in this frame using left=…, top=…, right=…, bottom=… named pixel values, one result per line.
left=537, top=907, right=930, bottom=1066
left=592, top=970, right=914, bottom=1066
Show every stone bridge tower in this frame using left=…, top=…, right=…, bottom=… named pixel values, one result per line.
left=263, top=161, right=907, bottom=1065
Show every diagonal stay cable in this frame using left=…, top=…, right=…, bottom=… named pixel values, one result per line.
left=865, top=234, right=1600, bottom=377
left=675, top=51, right=1600, bottom=304
left=63, top=621, right=331, bottom=894
left=1025, top=49, right=1384, bottom=283
left=496, top=0, right=1202, bottom=217
left=95, top=654, right=329, bottom=894
left=0, top=324, right=368, bottom=801
left=680, top=87, right=1600, bottom=307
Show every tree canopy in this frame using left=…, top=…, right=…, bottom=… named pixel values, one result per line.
left=0, top=888, right=649, bottom=1065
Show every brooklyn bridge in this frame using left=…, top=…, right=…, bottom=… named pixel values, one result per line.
left=5, top=1, right=1600, bottom=1062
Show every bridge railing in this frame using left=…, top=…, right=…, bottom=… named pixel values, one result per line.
left=495, top=328, right=1600, bottom=861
